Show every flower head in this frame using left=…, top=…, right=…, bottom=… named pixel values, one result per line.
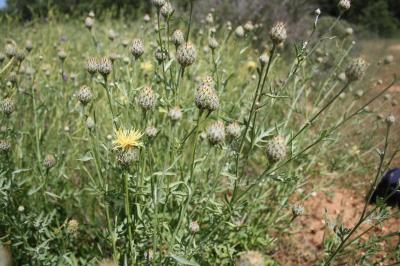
left=113, top=128, right=143, bottom=151
left=270, top=22, right=287, bottom=45
left=176, top=42, right=197, bottom=68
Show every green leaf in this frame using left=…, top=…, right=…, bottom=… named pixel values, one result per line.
left=169, top=254, right=200, bottom=266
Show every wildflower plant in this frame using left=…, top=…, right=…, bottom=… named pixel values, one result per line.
left=0, top=0, right=399, bottom=265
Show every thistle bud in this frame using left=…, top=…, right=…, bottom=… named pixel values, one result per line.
left=116, top=149, right=139, bottom=168
left=384, top=55, right=394, bottom=65
left=77, top=85, right=93, bottom=105
left=4, top=44, right=16, bottom=58
left=270, top=22, right=287, bottom=45
left=86, top=117, right=95, bottom=130
left=168, top=106, right=182, bottom=122
left=207, top=120, right=225, bottom=145
left=1, top=98, right=14, bottom=116
left=155, top=47, right=168, bottom=63
left=208, top=37, right=219, bottom=50
left=338, top=0, right=351, bottom=12
left=386, top=114, right=395, bottom=126
left=145, top=126, right=158, bottom=138
left=160, top=2, right=174, bottom=18
left=189, top=221, right=200, bottom=233
left=98, top=57, right=112, bottom=79
left=345, top=57, right=367, bottom=82
left=108, top=29, right=117, bottom=41
left=205, top=13, right=214, bottom=24
left=226, top=122, right=241, bottom=139
left=176, top=42, right=197, bottom=68
left=130, top=39, right=145, bottom=59
left=292, top=204, right=305, bottom=217
left=195, top=84, right=219, bottom=112
left=86, top=58, right=98, bottom=75
left=43, top=154, right=56, bottom=169
left=0, top=140, right=11, bottom=153
left=172, top=30, right=185, bottom=47
left=25, top=40, right=33, bottom=52
left=265, top=136, right=287, bottom=163
left=151, top=0, right=165, bottom=8
left=259, top=54, right=269, bottom=66
left=244, top=21, right=254, bottom=32
left=67, top=219, right=79, bottom=234
left=85, top=17, right=94, bottom=29
left=58, top=49, right=67, bottom=61
left=143, top=14, right=151, bottom=22
left=138, top=86, right=156, bottom=111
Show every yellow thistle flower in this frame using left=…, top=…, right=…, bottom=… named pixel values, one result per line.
left=113, top=128, right=143, bottom=150
left=140, top=61, right=154, bottom=73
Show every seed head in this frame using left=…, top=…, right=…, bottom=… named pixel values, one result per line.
left=270, top=22, right=287, bottom=45
left=130, top=39, right=145, bottom=59
left=176, top=42, right=197, bottom=67
left=338, top=0, right=351, bottom=12
left=236, top=251, right=265, bottom=266
left=145, top=126, right=158, bottom=138
left=109, top=53, right=119, bottom=63
left=116, top=149, right=139, bottom=167
left=86, top=58, right=98, bottom=75
left=4, top=44, right=16, bottom=58
left=386, top=114, right=395, bottom=126
left=160, top=2, right=174, bottom=18
left=259, top=54, right=269, bottom=66
left=207, top=120, right=225, bottom=145
left=97, top=57, right=112, bottom=78
left=58, top=49, right=67, bottom=61
left=168, top=106, right=182, bottom=122
left=189, top=221, right=200, bottom=233
left=67, top=219, right=79, bottom=234
left=226, top=122, right=241, bottom=139
left=1, top=98, right=14, bottom=116
left=155, top=47, right=168, bottom=62
left=43, top=154, right=56, bottom=169
left=77, top=85, right=93, bottom=105
left=143, top=14, right=151, bottom=22
left=85, top=17, right=94, bottom=29
left=151, top=0, right=165, bottom=8
left=345, top=57, right=367, bottom=82
left=138, top=86, right=156, bottom=111
left=205, top=13, right=214, bottom=24
left=0, top=140, right=11, bottom=153
left=195, top=84, right=219, bottom=112
left=208, top=37, right=219, bottom=50
left=265, top=136, right=287, bottom=163
left=172, top=29, right=185, bottom=47
left=235, top=26, right=245, bottom=38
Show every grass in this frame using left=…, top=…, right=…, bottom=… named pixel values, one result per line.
left=0, top=2, right=399, bottom=265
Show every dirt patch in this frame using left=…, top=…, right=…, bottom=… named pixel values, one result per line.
left=273, top=189, right=399, bottom=265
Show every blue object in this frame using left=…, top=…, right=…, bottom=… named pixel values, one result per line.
left=370, top=168, right=400, bottom=207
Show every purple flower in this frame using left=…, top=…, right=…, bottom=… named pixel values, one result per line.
left=63, top=73, right=68, bottom=81
left=370, top=168, right=400, bottom=207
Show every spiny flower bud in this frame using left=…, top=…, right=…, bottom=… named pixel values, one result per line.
left=109, top=53, right=119, bottom=63
left=235, top=26, right=245, bottom=38
left=58, top=49, right=67, bottom=61
left=176, top=42, right=197, bottom=68
left=4, top=44, right=16, bottom=58
left=172, top=30, right=184, bottom=47
left=189, top=221, right=200, bottom=233
left=168, top=106, right=182, bottom=121
left=270, top=22, right=287, bottom=45
left=259, top=53, right=269, bottom=66
left=265, top=136, right=287, bottom=163
left=145, top=126, right=158, bottom=138
left=236, top=251, right=265, bottom=266
left=151, top=0, right=165, bottom=8
left=208, top=37, right=219, bottom=50
left=155, top=47, right=168, bottom=62
left=226, top=122, right=241, bottom=139
left=77, top=85, right=93, bottom=105
left=292, top=204, right=305, bottom=217
left=205, top=13, right=214, bottom=24
left=0, top=140, right=11, bottom=153
left=85, top=17, right=94, bottom=29
left=338, top=0, right=351, bottom=12
left=1, top=98, right=14, bottom=116
left=143, top=14, right=151, bottom=22
left=67, top=219, right=79, bottom=233
left=86, top=57, right=98, bottom=75
left=345, top=57, right=367, bottom=82
left=386, top=114, right=395, bottom=126
left=116, top=149, right=139, bottom=168
left=384, top=55, right=394, bottom=65
left=98, top=57, right=112, bottom=78
left=138, top=86, right=156, bottom=111
left=130, top=39, right=144, bottom=59
left=43, top=154, right=56, bottom=169
left=195, top=84, right=219, bottom=112
left=201, top=75, right=215, bottom=87
left=15, top=50, right=25, bottom=62
left=160, top=2, right=174, bottom=18
left=86, top=117, right=95, bottom=130
left=108, top=29, right=117, bottom=41
left=244, top=21, right=254, bottom=32
left=207, top=120, right=225, bottom=145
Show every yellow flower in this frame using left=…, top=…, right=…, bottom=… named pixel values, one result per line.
left=140, top=61, right=154, bottom=73
left=246, top=60, right=257, bottom=71
left=113, top=128, right=143, bottom=150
